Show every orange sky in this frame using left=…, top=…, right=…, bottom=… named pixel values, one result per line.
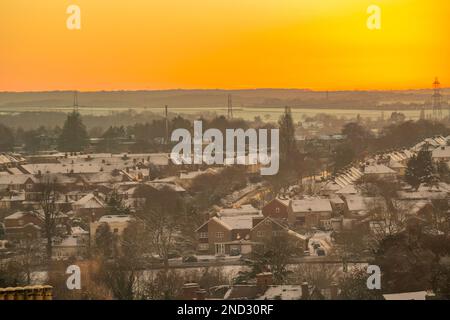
left=0, top=0, right=449, bottom=91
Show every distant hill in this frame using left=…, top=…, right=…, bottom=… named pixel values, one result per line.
left=0, top=88, right=448, bottom=110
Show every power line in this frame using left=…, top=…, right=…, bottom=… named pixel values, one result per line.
left=227, top=94, right=233, bottom=119
left=432, top=77, right=442, bottom=121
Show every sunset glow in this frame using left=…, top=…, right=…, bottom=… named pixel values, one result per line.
left=1, top=0, right=449, bottom=91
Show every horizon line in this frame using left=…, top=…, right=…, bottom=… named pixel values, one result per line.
left=1, top=87, right=449, bottom=94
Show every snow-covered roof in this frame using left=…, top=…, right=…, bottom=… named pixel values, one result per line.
left=4, top=211, right=27, bottom=220
left=0, top=174, right=35, bottom=186
left=383, top=291, right=428, bottom=300
left=290, top=199, right=332, bottom=213
left=146, top=181, right=186, bottom=193
left=21, top=163, right=103, bottom=175
left=98, top=215, right=134, bottom=224
left=219, top=204, right=260, bottom=217
left=336, top=184, right=359, bottom=195
left=53, top=236, right=83, bottom=247
left=344, top=195, right=384, bottom=213
left=4, top=211, right=42, bottom=221
left=321, top=181, right=342, bottom=192
left=256, top=285, right=304, bottom=300
left=432, top=146, right=450, bottom=158
left=363, top=164, right=396, bottom=175
left=71, top=226, right=89, bottom=235
left=220, top=213, right=262, bottom=230
left=388, top=160, right=406, bottom=169
left=73, top=193, right=105, bottom=209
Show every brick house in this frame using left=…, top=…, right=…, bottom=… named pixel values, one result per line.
left=250, top=216, right=309, bottom=254
left=262, top=198, right=289, bottom=220
left=72, top=193, right=107, bottom=221
left=3, top=211, right=44, bottom=240
left=196, top=206, right=262, bottom=255
left=288, top=199, right=333, bottom=229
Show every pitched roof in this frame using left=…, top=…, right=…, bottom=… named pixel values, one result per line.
left=383, top=291, right=428, bottom=300
left=256, top=285, right=304, bottom=300
left=220, top=214, right=262, bottom=230
left=0, top=174, right=36, bottom=186
left=290, top=199, right=332, bottom=213
left=73, top=193, right=105, bottom=209
left=432, top=146, right=450, bottom=158
left=98, top=215, right=134, bottom=223
left=363, top=164, right=396, bottom=175
left=219, top=204, right=260, bottom=217
left=336, top=184, right=359, bottom=195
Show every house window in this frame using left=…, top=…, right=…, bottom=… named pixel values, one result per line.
left=199, top=232, right=208, bottom=239
left=275, top=207, right=280, bottom=214
left=272, top=230, right=283, bottom=237
left=26, top=184, right=33, bottom=190
left=113, top=228, right=119, bottom=233
left=198, top=243, right=209, bottom=251
left=257, top=231, right=264, bottom=238
left=215, top=232, right=224, bottom=239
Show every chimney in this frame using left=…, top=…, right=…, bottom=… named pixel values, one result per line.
left=181, top=283, right=200, bottom=300
left=301, top=282, right=310, bottom=300
left=256, top=272, right=273, bottom=294
left=330, top=282, right=338, bottom=300
left=195, top=289, right=207, bottom=300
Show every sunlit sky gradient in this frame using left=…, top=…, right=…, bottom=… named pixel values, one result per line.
left=0, top=0, right=449, bottom=91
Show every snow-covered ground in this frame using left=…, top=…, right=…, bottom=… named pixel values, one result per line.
left=308, top=231, right=333, bottom=256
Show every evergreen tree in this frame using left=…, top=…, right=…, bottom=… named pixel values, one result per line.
left=57, top=111, right=88, bottom=152
left=278, top=106, right=297, bottom=165
left=405, top=150, right=436, bottom=190
left=338, top=267, right=383, bottom=300
left=106, top=190, right=130, bottom=216
left=0, top=123, right=15, bottom=151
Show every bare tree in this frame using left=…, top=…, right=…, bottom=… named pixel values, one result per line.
left=293, top=264, right=339, bottom=290
left=134, top=185, right=185, bottom=271
left=17, top=235, right=43, bottom=285
left=235, top=234, right=297, bottom=284
left=36, top=176, right=63, bottom=262
left=97, top=221, right=147, bottom=300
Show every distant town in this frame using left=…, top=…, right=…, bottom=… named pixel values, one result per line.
left=1, top=87, right=450, bottom=300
